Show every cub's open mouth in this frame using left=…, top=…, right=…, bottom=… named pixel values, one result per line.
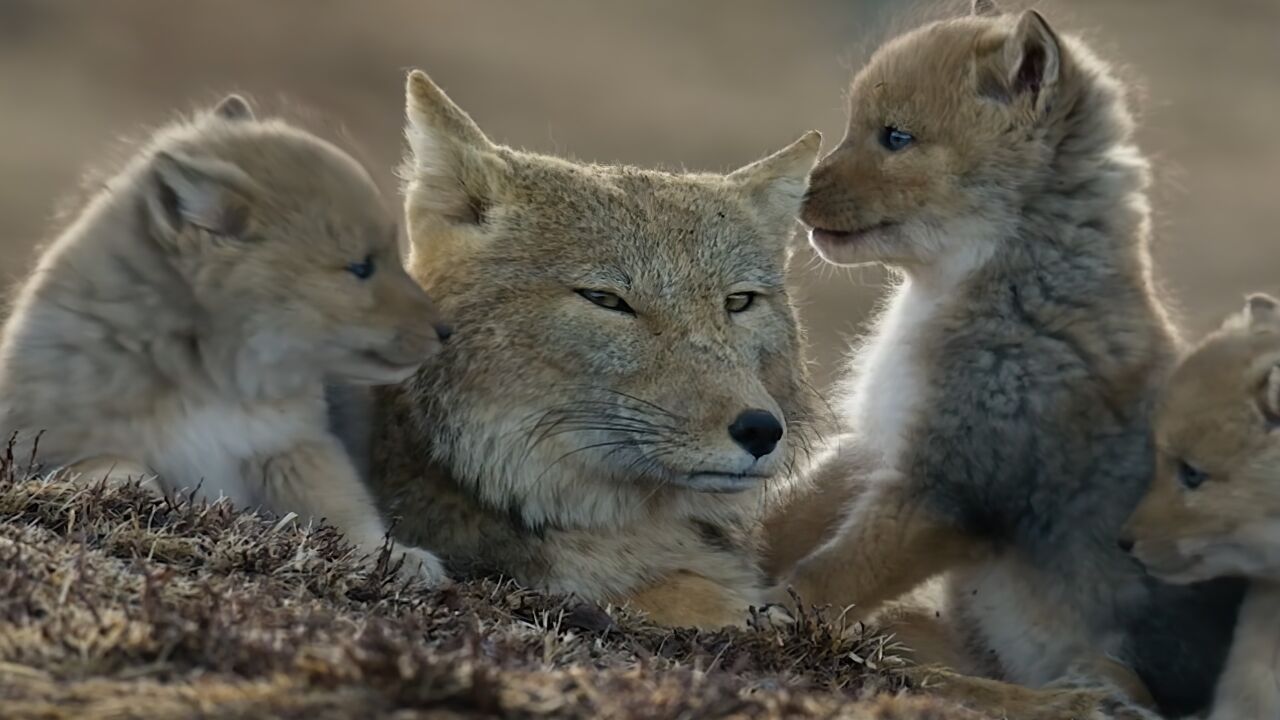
left=359, top=350, right=420, bottom=373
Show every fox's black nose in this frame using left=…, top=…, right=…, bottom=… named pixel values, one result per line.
left=1117, top=537, right=1135, bottom=553
left=728, top=409, right=783, bottom=459
left=434, top=323, right=454, bottom=343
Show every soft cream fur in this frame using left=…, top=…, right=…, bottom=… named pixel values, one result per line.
left=0, top=96, right=449, bottom=584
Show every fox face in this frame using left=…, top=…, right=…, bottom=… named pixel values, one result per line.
left=801, top=7, right=1082, bottom=269
left=397, top=71, right=822, bottom=528
left=1122, top=295, right=1280, bottom=584
left=144, top=98, right=448, bottom=388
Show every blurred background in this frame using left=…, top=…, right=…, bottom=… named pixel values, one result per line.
left=1, top=0, right=1276, bottom=386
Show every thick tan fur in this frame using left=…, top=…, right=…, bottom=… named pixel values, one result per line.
left=0, top=95, right=449, bottom=584
left=351, top=70, right=826, bottom=628
left=1124, top=294, right=1280, bottom=719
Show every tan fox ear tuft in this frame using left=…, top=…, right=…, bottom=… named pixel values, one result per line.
left=147, top=152, right=254, bottom=238
left=212, top=94, right=254, bottom=122
left=402, top=70, right=506, bottom=227
left=728, top=131, right=821, bottom=228
left=972, top=0, right=999, bottom=16
left=1246, top=293, right=1280, bottom=329
left=405, top=70, right=494, bottom=156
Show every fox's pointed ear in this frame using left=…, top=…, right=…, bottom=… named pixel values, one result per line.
left=402, top=69, right=506, bottom=226
left=405, top=69, right=494, bottom=154
left=1246, top=293, right=1280, bottom=330
left=147, top=151, right=254, bottom=238
left=212, top=94, right=254, bottom=122
left=728, top=131, right=821, bottom=230
left=981, top=10, right=1061, bottom=108
left=972, top=0, right=999, bottom=16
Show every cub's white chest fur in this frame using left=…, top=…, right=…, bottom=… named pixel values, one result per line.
left=142, top=396, right=320, bottom=505
left=843, top=279, right=942, bottom=468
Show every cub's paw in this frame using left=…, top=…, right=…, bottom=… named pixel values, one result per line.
left=385, top=543, right=452, bottom=588
left=750, top=601, right=796, bottom=628
left=763, top=581, right=800, bottom=609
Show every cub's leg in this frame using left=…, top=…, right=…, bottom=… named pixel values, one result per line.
left=908, top=665, right=1160, bottom=720
left=1209, top=581, right=1280, bottom=720
left=624, top=570, right=760, bottom=629
left=777, top=469, right=988, bottom=618
left=252, top=437, right=449, bottom=586
left=873, top=592, right=985, bottom=676
left=761, top=439, right=871, bottom=579
left=61, top=455, right=163, bottom=495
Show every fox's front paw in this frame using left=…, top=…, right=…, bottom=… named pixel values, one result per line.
left=386, top=543, right=452, bottom=587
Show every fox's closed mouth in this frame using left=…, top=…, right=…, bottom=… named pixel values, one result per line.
left=680, top=471, right=771, bottom=494
left=810, top=222, right=895, bottom=247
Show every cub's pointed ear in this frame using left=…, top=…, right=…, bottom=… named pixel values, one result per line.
left=402, top=69, right=507, bottom=226
left=972, top=0, right=999, bottom=16
left=1259, top=364, right=1280, bottom=430
left=147, top=151, right=254, bottom=238
left=1246, top=293, right=1280, bottom=330
left=728, top=131, right=821, bottom=230
left=212, top=94, right=254, bottom=122
left=1006, top=11, right=1061, bottom=101
left=980, top=10, right=1061, bottom=108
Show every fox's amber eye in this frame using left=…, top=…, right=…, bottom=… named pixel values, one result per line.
left=576, top=289, right=634, bottom=315
left=1177, top=460, right=1208, bottom=490
left=880, top=126, right=915, bottom=152
left=346, top=255, right=375, bottom=280
left=725, top=292, right=756, bottom=313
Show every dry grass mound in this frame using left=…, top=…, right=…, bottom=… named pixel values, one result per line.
left=0, top=442, right=985, bottom=719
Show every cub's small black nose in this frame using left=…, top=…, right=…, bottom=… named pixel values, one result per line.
left=1117, top=537, right=1135, bottom=553
left=728, top=409, right=784, bottom=459
left=434, top=323, right=454, bottom=343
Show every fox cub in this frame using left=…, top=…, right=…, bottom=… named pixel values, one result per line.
left=1124, top=294, right=1280, bottom=720
left=0, top=95, right=449, bottom=584
left=771, top=1, right=1242, bottom=715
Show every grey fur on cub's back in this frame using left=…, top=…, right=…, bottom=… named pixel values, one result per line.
left=796, top=5, right=1243, bottom=715
left=359, top=70, right=824, bottom=622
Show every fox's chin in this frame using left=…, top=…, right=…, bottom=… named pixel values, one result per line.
left=808, top=223, right=902, bottom=266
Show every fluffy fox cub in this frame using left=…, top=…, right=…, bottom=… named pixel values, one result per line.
left=0, top=95, right=449, bottom=584
left=771, top=0, right=1242, bottom=715
left=1124, top=294, right=1280, bottom=720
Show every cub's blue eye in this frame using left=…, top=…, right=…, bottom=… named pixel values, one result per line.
left=346, top=255, right=375, bottom=280
left=1177, top=460, right=1208, bottom=490
left=880, top=126, right=915, bottom=152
